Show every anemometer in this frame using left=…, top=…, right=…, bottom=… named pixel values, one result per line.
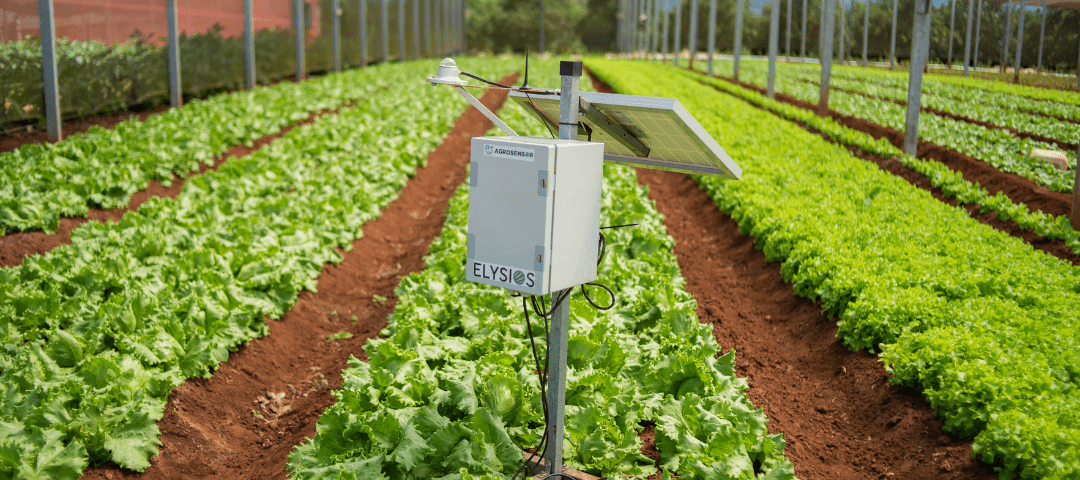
left=426, top=57, right=741, bottom=478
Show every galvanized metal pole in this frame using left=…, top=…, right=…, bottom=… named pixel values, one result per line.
left=964, top=0, right=974, bottom=75
left=948, top=0, right=956, bottom=67
left=890, top=0, right=898, bottom=68
left=734, top=0, right=744, bottom=79
left=434, top=0, right=441, bottom=55
left=444, top=0, right=450, bottom=55
left=413, top=0, right=420, bottom=59
left=801, top=0, right=807, bottom=60
left=1012, top=0, right=1026, bottom=83
left=664, top=1, right=671, bottom=61
left=975, top=0, right=983, bottom=67
left=787, top=0, right=792, bottom=60
left=1037, top=0, right=1046, bottom=73
left=1002, top=0, right=1013, bottom=72
left=768, top=0, right=780, bottom=97
left=675, top=0, right=683, bottom=65
left=399, top=0, right=407, bottom=60
left=167, top=0, right=183, bottom=104
left=651, top=0, right=659, bottom=59
left=333, top=0, right=342, bottom=71
left=689, top=0, right=699, bottom=65
left=540, top=0, right=546, bottom=52
left=38, top=0, right=61, bottom=141
left=294, top=0, right=306, bottom=80
left=459, top=0, right=465, bottom=54
left=839, top=0, right=846, bottom=63
left=244, top=0, right=255, bottom=88
left=544, top=61, right=581, bottom=476
left=425, top=0, right=432, bottom=56
left=361, top=0, right=369, bottom=65
left=1074, top=138, right=1080, bottom=230
left=904, top=0, right=931, bottom=156
left=387, top=0, right=397, bottom=61
left=708, top=0, right=717, bottom=72
left=819, top=0, right=836, bottom=113
left=862, top=0, right=869, bottom=66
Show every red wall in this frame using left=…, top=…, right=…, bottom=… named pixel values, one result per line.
left=0, top=0, right=321, bottom=45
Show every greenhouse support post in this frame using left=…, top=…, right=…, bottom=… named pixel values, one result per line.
left=1037, top=0, right=1046, bottom=73
left=333, top=0, right=342, bottom=71
left=413, top=0, right=420, bottom=59
left=1012, top=0, right=1026, bottom=84
left=1002, top=0, right=1012, bottom=73
left=862, top=0, right=868, bottom=66
left=651, top=0, right=659, bottom=59
left=544, top=60, right=581, bottom=477
left=689, top=0, right=699, bottom=66
left=905, top=0, right=931, bottom=157
left=1074, top=140, right=1080, bottom=230
left=444, top=0, right=450, bottom=55
left=948, top=0, right=956, bottom=67
left=434, top=0, right=441, bottom=55
left=399, top=0, right=406, bottom=60
left=664, top=1, right=670, bottom=61
left=168, top=0, right=183, bottom=105
left=294, top=0, right=305, bottom=81
left=734, top=0, right=744, bottom=80
left=787, top=0, right=792, bottom=60
left=963, top=0, right=973, bottom=75
left=974, top=0, right=982, bottom=67
left=675, top=0, right=682, bottom=65
left=839, top=0, right=846, bottom=63
left=245, top=0, right=255, bottom=88
left=361, top=0, right=369, bottom=66
left=801, top=0, right=807, bottom=60
left=708, top=0, right=717, bottom=73
left=540, top=0, right=546, bottom=52
left=890, top=0, right=898, bottom=68
left=38, top=0, right=61, bottom=141
left=381, top=0, right=390, bottom=62
left=819, top=0, right=836, bottom=115
left=768, top=0, right=780, bottom=98
left=425, top=0, right=432, bottom=56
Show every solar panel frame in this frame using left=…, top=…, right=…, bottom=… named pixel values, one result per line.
left=508, top=90, right=742, bottom=180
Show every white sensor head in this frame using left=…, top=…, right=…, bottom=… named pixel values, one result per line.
left=426, top=58, right=469, bottom=86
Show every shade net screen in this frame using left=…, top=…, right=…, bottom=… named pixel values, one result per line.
left=0, top=0, right=312, bottom=130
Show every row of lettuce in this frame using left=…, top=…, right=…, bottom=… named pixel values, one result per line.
left=697, top=60, right=1077, bottom=194
left=0, top=59, right=518, bottom=479
left=591, top=58, right=1080, bottom=479
left=681, top=68, right=1080, bottom=255
left=1, top=61, right=371, bottom=236
left=287, top=96, right=796, bottom=479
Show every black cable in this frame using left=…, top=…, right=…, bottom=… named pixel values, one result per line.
left=600, top=223, right=639, bottom=230
left=460, top=71, right=513, bottom=89
left=580, top=282, right=615, bottom=311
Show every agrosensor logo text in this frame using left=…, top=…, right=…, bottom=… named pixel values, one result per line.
left=471, top=260, right=537, bottom=289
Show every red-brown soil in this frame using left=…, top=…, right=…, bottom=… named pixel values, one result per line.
left=585, top=69, right=998, bottom=479
left=696, top=70, right=1076, bottom=221
left=806, top=79, right=1078, bottom=151
left=1, top=106, right=170, bottom=154
left=79, top=73, right=519, bottom=480
left=0, top=105, right=348, bottom=269
left=635, top=167, right=997, bottom=480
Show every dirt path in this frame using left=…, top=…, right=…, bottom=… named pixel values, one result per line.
left=79, top=73, right=518, bottom=480
left=0, top=104, right=349, bottom=269
left=635, top=168, right=997, bottom=480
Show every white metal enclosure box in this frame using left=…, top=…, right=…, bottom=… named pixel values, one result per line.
left=466, top=136, right=604, bottom=295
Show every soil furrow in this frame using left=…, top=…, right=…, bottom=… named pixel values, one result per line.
left=691, top=69, right=1075, bottom=219
left=79, top=73, right=518, bottom=480
left=586, top=68, right=998, bottom=480
left=0, top=103, right=352, bottom=269
left=795, top=78, right=1078, bottom=151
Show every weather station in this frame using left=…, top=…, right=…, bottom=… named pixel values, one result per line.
left=425, top=57, right=741, bottom=479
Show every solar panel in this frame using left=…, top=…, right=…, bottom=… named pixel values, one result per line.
left=508, top=90, right=742, bottom=179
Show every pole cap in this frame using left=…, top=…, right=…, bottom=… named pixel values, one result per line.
left=560, top=61, right=582, bottom=77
